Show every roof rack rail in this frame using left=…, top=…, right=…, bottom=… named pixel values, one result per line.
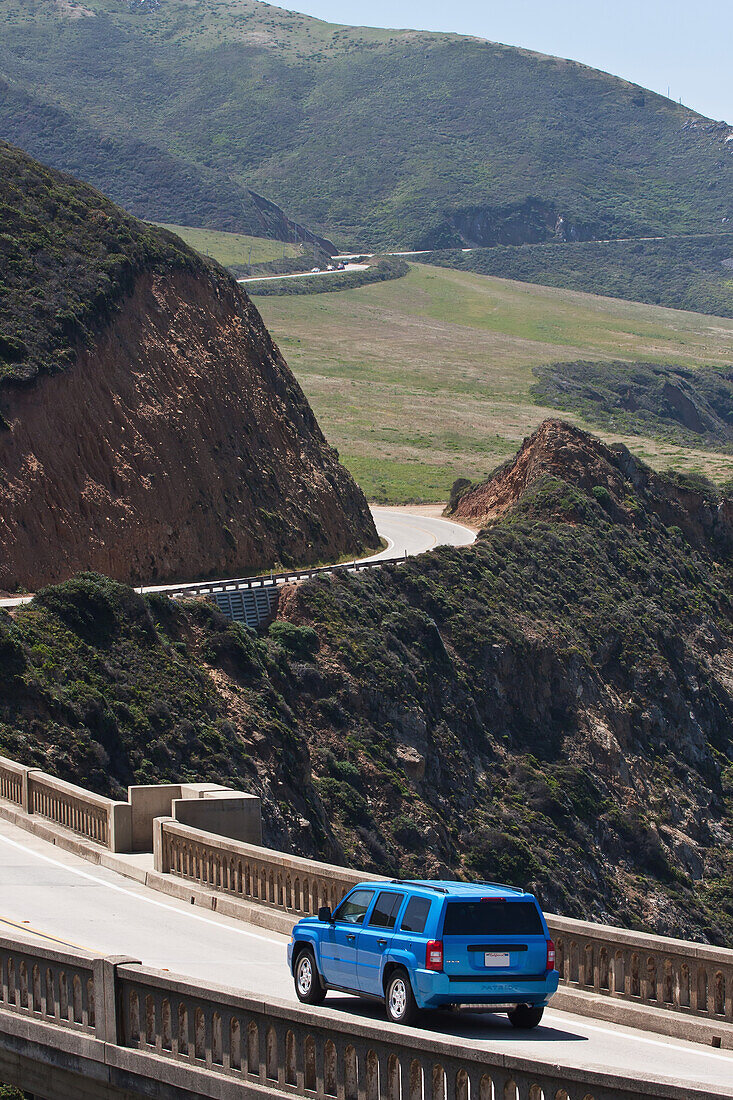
left=389, top=879, right=449, bottom=894
left=474, top=881, right=524, bottom=894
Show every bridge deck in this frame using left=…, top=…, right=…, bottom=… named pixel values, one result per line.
left=0, top=817, right=731, bottom=1095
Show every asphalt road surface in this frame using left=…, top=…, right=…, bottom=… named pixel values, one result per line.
left=0, top=819, right=731, bottom=1096
left=0, top=507, right=476, bottom=607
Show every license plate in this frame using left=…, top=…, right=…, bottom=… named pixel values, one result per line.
left=484, top=952, right=510, bottom=967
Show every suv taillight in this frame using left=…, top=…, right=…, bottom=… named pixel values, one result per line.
left=546, top=939, right=556, bottom=972
left=425, top=940, right=443, bottom=971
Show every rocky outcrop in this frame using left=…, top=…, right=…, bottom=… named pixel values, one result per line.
left=448, top=419, right=733, bottom=555
left=417, top=200, right=597, bottom=251
left=0, top=265, right=377, bottom=590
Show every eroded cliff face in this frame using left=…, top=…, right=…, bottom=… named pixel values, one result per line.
left=449, top=419, right=733, bottom=556
left=0, top=265, right=377, bottom=589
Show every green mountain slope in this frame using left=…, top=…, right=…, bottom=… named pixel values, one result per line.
left=425, top=235, right=733, bottom=318
left=2, top=422, right=732, bottom=943
left=1, top=0, right=732, bottom=248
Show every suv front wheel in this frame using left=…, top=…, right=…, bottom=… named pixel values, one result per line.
left=294, top=947, right=326, bottom=1005
left=385, top=969, right=419, bottom=1026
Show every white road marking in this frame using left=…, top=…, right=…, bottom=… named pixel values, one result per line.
left=0, top=833, right=284, bottom=947
left=544, top=1009, right=733, bottom=1061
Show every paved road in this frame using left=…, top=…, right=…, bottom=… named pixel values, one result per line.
left=362, top=506, right=475, bottom=561
left=239, top=262, right=368, bottom=284
left=0, top=819, right=731, bottom=1095
left=0, top=507, right=476, bottom=607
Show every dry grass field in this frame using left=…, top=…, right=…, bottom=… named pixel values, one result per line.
left=255, top=263, right=733, bottom=502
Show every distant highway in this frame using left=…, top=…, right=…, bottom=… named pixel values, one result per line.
left=1, top=818, right=731, bottom=1096
left=0, top=506, right=476, bottom=608
left=239, top=261, right=368, bottom=284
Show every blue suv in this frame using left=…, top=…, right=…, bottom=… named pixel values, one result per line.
left=287, top=880, right=558, bottom=1026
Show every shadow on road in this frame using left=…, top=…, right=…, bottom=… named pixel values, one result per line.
left=324, top=996, right=587, bottom=1044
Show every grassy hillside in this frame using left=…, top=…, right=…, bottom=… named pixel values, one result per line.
left=425, top=235, right=733, bottom=318
left=256, top=263, right=733, bottom=502
left=155, top=224, right=303, bottom=267
left=3, top=424, right=732, bottom=945
left=0, top=0, right=732, bottom=247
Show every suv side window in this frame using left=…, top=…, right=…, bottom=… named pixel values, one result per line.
left=400, top=896, right=431, bottom=933
left=333, top=889, right=375, bottom=925
left=369, top=891, right=405, bottom=929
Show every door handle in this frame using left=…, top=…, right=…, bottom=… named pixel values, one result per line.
left=377, top=939, right=388, bottom=946
left=346, top=933, right=356, bottom=941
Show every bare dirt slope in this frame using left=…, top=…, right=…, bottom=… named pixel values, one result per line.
left=0, top=141, right=377, bottom=590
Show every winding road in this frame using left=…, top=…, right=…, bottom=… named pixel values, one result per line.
left=0, top=819, right=731, bottom=1096
left=0, top=506, right=476, bottom=608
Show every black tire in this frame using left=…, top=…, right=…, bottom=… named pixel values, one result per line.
left=385, top=968, right=419, bottom=1026
left=294, top=947, right=326, bottom=1005
left=507, top=1004, right=544, bottom=1029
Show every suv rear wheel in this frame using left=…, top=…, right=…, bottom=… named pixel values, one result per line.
left=507, top=1004, right=544, bottom=1029
left=294, top=947, right=326, bottom=1005
left=385, top=968, right=419, bottom=1026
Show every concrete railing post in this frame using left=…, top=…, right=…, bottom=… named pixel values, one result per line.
left=22, top=768, right=42, bottom=814
left=92, top=955, right=141, bottom=1044
left=153, top=816, right=172, bottom=873
left=109, top=801, right=133, bottom=854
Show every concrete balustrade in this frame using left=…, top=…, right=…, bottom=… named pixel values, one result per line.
left=0, top=755, right=261, bottom=855
left=0, top=757, right=132, bottom=851
left=549, top=915, right=733, bottom=1025
left=0, top=758, right=25, bottom=810
left=155, top=819, right=386, bottom=915
left=0, top=933, right=712, bottom=1099
left=28, top=770, right=129, bottom=850
left=0, top=935, right=96, bottom=1034
left=154, top=818, right=733, bottom=1033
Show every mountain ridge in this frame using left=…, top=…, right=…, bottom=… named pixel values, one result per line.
left=1, top=0, right=731, bottom=248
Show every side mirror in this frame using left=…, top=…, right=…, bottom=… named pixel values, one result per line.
left=318, top=906, right=333, bottom=924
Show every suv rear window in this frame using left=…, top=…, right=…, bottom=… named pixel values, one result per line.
left=442, top=900, right=543, bottom=937
left=400, top=896, right=431, bottom=934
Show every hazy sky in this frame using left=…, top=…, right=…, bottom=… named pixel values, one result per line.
left=279, top=0, right=732, bottom=123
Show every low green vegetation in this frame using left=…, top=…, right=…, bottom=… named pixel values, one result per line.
left=425, top=235, right=733, bottom=319
left=249, top=259, right=408, bottom=297
left=0, top=140, right=207, bottom=390
left=1, top=1, right=731, bottom=247
left=154, top=224, right=302, bottom=268
left=257, top=263, right=733, bottom=502
left=3, top=426, right=731, bottom=944
left=532, top=361, right=733, bottom=449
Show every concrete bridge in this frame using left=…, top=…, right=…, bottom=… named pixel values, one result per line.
left=0, top=508, right=478, bottom=624
left=1, top=755, right=732, bottom=1099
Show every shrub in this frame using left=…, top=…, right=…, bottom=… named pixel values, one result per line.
left=268, top=621, right=319, bottom=658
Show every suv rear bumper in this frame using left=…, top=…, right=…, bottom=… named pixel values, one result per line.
left=412, top=968, right=559, bottom=1009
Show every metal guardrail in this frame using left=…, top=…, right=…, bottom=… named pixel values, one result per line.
left=162, top=555, right=407, bottom=601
